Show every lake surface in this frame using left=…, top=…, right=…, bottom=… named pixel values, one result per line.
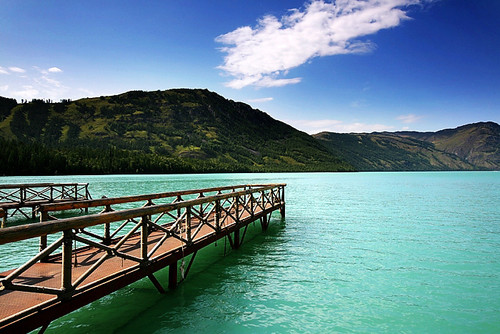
left=1, top=172, right=499, bottom=333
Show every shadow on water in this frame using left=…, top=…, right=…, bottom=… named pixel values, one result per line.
left=41, top=216, right=287, bottom=334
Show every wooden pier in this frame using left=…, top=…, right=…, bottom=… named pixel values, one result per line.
left=0, top=184, right=285, bottom=333
left=0, top=183, right=92, bottom=227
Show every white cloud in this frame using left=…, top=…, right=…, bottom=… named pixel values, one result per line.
left=33, top=66, right=63, bottom=75
left=217, top=0, right=420, bottom=89
left=39, top=76, right=62, bottom=88
left=247, top=97, right=274, bottom=103
left=0, top=65, right=72, bottom=101
left=8, top=66, right=26, bottom=73
left=0, top=67, right=8, bottom=75
left=397, top=113, right=422, bottom=123
left=287, top=119, right=394, bottom=134
left=11, top=86, right=39, bottom=99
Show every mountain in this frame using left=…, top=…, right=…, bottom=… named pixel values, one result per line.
left=314, top=122, right=500, bottom=171
left=0, top=90, right=353, bottom=175
left=1, top=90, right=497, bottom=175
left=395, top=122, right=500, bottom=170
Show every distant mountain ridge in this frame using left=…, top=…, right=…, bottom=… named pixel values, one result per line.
left=0, top=90, right=498, bottom=175
left=314, top=122, right=500, bottom=171
left=395, top=122, right=500, bottom=170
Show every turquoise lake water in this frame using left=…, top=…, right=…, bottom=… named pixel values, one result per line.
left=1, top=172, right=499, bottom=333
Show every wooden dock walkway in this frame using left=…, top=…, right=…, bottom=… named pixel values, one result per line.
left=0, top=184, right=285, bottom=333
left=0, top=183, right=92, bottom=227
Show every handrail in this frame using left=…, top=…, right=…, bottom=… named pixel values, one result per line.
left=37, top=183, right=284, bottom=212
left=0, top=184, right=285, bottom=245
left=0, top=183, right=89, bottom=190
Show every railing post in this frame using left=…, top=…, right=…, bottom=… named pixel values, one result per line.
left=199, top=192, right=205, bottom=217
left=235, top=195, right=240, bottom=223
left=20, top=186, right=25, bottom=204
left=215, top=199, right=221, bottom=231
left=261, top=190, right=265, bottom=209
left=1, top=208, right=6, bottom=228
left=104, top=223, right=111, bottom=245
left=141, top=215, right=149, bottom=263
left=61, top=230, right=73, bottom=294
left=85, top=184, right=92, bottom=200
left=186, top=207, right=192, bottom=243
left=40, top=211, right=49, bottom=262
left=176, top=195, right=182, bottom=219
left=249, top=194, right=254, bottom=216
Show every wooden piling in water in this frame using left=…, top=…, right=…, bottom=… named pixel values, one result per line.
left=169, top=261, right=178, bottom=289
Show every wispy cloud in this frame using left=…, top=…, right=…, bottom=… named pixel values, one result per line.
left=217, top=0, right=421, bottom=89
left=8, top=66, right=26, bottom=73
left=11, top=85, right=39, bottom=98
left=287, top=119, right=394, bottom=134
left=350, top=99, right=367, bottom=108
left=1, top=65, right=69, bottom=101
left=397, top=113, right=422, bottom=123
left=48, top=67, right=63, bottom=73
left=247, top=97, right=274, bottom=103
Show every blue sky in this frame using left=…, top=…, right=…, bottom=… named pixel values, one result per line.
left=1, top=0, right=499, bottom=133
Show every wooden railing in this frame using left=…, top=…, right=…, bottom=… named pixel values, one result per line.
left=0, top=184, right=285, bottom=331
left=35, top=184, right=283, bottom=251
left=0, top=183, right=92, bottom=225
left=0, top=183, right=91, bottom=204
left=37, top=184, right=276, bottom=220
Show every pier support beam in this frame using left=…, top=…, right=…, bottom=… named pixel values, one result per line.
left=233, top=228, right=240, bottom=249
left=169, top=261, right=177, bottom=289
left=260, top=215, right=269, bottom=231
left=148, top=274, right=166, bottom=294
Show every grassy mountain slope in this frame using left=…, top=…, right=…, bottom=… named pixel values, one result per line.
left=396, top=122, right=500, bottom=169
left=313, top=131, right=477, bottom=171
left=0, top=90, right=353, bottom=175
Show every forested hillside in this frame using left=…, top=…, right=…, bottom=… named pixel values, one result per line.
left=1, top=91, right=497, bottom=175
left=0, top=90, right=353, bottom=175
